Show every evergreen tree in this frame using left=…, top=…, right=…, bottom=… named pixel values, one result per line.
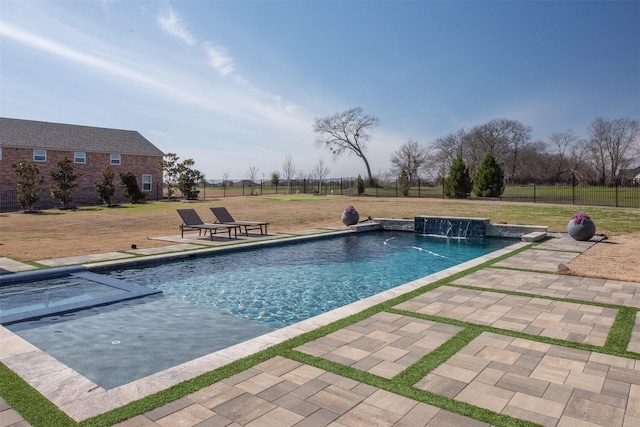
left=95, top=165, right=116, bottom=206
left=443, top=154, right=473, bottom=198
left=119, top=171, right=146, bottom=204
left=12, top=159, right=45, bottom=212
left=355, top=174, right=365, bottom=196
left=50, top=157, right=81, bottom=209
left=473, top=151, right=505, bottom=197
left=399, top=169, right=410, bottom=196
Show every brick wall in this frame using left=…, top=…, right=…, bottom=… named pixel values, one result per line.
left=1, top=147, right=163, bottom=208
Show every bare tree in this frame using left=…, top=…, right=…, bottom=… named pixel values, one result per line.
left=428, top=128, right=470, bottom=184
left=548, top=129, right=580, bottom=181
left=587, top=117, right=640, bottom=184
left=390, top=139, right=428, bottom=184
left=247, top=165, right=259, bottom=194
left=313, top=159, right=331, bottom=194
left=471, top=118, right=531, bottom=182
left=313, top=106, right=379, bottom=185
left=282, top=154, right=297, bottom=194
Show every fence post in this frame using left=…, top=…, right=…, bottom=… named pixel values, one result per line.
left=572, top=173, right=576, bottom=205
left=616, top=179, right=620, bottom=207
left=533, top=182, right=536, bottom=203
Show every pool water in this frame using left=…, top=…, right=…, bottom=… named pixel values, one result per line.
left=0, top=276, right=123, bottom=317
left=109, top=231, right=514, bottom=328
left=7, top=231, right=515, bottom=389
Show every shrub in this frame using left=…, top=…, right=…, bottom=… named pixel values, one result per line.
left=119, top=171, right=146, bottom=204
left=355, top=174, right=365, bottom=196
left=50, top=157, right=81, bottom=209
left=12, top=159, right=44, bottom=212
left=95, top=165, right=116, bottom=207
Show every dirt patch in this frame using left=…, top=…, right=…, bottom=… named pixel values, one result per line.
left=567, top=234, right=640, bottom=282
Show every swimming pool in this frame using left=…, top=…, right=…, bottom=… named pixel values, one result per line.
left=7, top=230, right=516, bottom=389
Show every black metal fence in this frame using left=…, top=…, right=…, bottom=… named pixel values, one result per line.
left=1, top=178, right=639, bottom=213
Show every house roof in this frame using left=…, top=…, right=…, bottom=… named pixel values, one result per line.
left=0, top=117, right=164, bottom=156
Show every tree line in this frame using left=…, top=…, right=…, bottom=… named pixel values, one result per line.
left=312, top=108, right=640, bottom=189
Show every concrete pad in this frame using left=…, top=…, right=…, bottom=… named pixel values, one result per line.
left=36, top=252, right=135, bottom=267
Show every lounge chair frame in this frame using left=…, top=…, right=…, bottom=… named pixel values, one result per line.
left=177, top=209, right=239, bottom=240
left=210, top=207, right=269, bottom=236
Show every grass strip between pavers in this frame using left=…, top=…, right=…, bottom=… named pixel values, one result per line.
left=0, top=362, right=76, bottom=427
left=3, top=240, right=637, bottom=426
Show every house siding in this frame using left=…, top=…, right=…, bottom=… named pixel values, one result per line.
left=0, top=118, right=164, bottom=210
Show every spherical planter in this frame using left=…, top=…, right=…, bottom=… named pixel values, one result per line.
left=341, top=211, right=359, bottom=226
left=567, top=219, right=596, bottom=241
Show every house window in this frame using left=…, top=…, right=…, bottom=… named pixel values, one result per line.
left=0, top=147, right=2, bottom=160
left=142, top=174, right=152, bottom=192
left=110, top=154, right=121, bottom=165
left=34, top=149, right=47, bottom=162
left=74, top=152, right=86, bottom=164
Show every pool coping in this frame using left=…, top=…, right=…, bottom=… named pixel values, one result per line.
left=0, top=235, right=529, bottom=422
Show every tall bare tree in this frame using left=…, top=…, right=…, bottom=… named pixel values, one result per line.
left=282, top=154, right=297, bottom=194
left=548, top=129, right=580, bottom=181
left=390, top=139, right=428, bottom=184
left=313, top=159, right=331, bottom=194
left=313, top=106, right=379, bottom=185
left=471, top=118, right=531, bottom=182
left=587, top=117, right=640, bottom=184
left=247, top=165, right=259, bottom=194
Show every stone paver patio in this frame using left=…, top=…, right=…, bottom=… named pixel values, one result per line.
left=394, top=285, right=617, bottom=346
left=415, top=332, right=640, bottom=427
left=454, top=268, right=640, bottom=308
left=295, top=312, right=463, bottom=379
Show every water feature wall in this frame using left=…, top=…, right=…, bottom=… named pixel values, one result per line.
left=414, top=216, right=489, bottom=238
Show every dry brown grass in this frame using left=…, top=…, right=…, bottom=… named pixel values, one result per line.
left=1, top=195, right=638, bottom=282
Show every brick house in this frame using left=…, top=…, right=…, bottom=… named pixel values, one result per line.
left=0, top=117, right=164, bottom=211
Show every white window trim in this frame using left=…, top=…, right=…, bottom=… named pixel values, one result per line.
left=74, top=152, right=86, bottom=164
left=33, top=149, right=47, bottom=162
left=142, top=174, right=152, bottom=192
left=110, top=154, right=121, bottom=165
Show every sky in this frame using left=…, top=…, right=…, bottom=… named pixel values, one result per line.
left=1, top=0, right=639, bottom=180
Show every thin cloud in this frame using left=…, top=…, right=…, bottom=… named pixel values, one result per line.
left=157, top=5, right=197, bottom=46
left=203, top=41, right=235, bottom=76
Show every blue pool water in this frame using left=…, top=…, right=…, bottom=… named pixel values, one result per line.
left=8, top=231, right=516, bottom=389
left=108, top=231, right=513, bottom=328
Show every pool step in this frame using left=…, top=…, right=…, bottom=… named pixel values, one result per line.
left=521, top=231, right=547, bottom=242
